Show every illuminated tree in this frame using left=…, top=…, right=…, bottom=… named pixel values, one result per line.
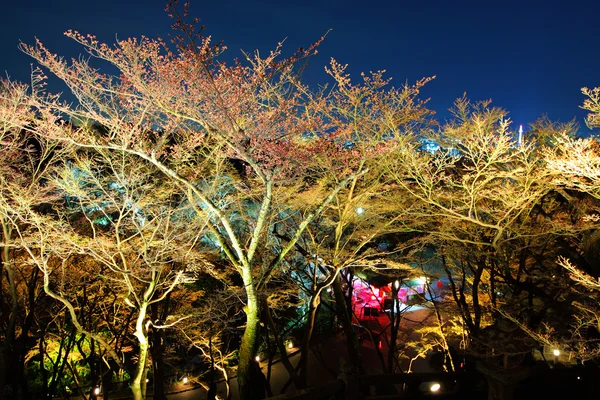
left=52, top=150, right=209, bottom=400
left=0, top=78, right=68, bottom=397
left=542, top=86, right=600, bottom=361
left=18, top=2, right=433, bottom=397
left=386, top=98, right=590, bottom=399
left=256, top=62, right=432, bottom=390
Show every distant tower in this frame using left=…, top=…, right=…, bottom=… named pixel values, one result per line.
left=518, top=125, right=523, bottom=147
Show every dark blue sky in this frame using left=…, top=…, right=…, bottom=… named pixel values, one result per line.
left=3, top=0, right=599, bottom=133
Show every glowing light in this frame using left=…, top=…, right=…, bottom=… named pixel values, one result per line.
left=518, top=124, right=523, bottom=147
left=326, top=287, right=332, bottom=293
left=371, top=295, right=376, bottom=300
left=183, top=377, right=188, bottom=384
left=553, top=349, right=560, bottom=357
left=356, top=207, right=365, bottom=215
left=255, top=355, right=260, bottom=362
left=94, top=387, right=101, bottom=395
left=394, top=280, right=400, bottom=289
left=288, top=342, right=294, bottom=349
left=430, top=383, right=441, bottom=392
left=416, top=276, right=427, bottom=284
left=146, top=378, right=149, bottom=383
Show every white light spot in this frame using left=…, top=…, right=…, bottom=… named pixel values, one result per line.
left=356, top=207, right=365, bottom=215
left=430, top=383, right=441, bottom=392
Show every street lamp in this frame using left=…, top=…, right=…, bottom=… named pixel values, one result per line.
left=553, top=348, right=560, bottom=365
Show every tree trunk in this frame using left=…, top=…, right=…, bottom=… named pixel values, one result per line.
left=298, top=295, right=320, bottom=387
left=150, top=303, right=167, bottom=400
left=387, top=282, right=401, bottom=373
left=332, top=275, right=364, bottom=376
left=261, top=298, right=302, bottom=390
left=237, top=267, right=265, bottom=400
left=132, top=302, right=151, bottom=400
left=1, top=220, right=20, bottom=397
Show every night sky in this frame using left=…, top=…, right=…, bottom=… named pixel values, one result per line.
left=2, top=0, right=600, bottom=133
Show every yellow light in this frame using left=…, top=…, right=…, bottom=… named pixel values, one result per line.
left=183, top=376, right=188, bottom=384
left=553, top=349, right=560, bottom=357
left=288, top=342, right=293, bottom=349
left=94, top=387, right=100, bottom=395
left=255, top=355, right=260, bottom=362
left=430, top=383, right=441, bottom=392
